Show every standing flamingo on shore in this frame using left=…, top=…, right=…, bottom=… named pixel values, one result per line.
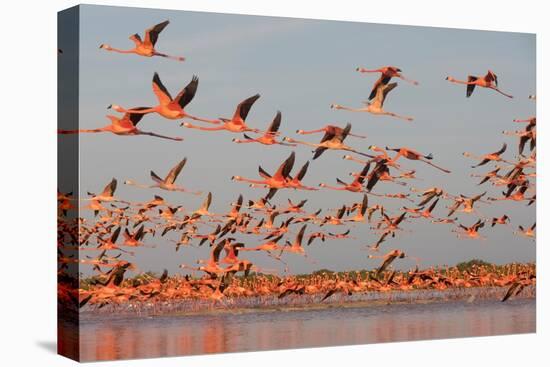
left=109, top=73, right=220, bottom=124
left=99, top=20, right=185, bottom=61
left=446, top=70, right=513, bottom=98
left=58, top=108, right=183, bottom=141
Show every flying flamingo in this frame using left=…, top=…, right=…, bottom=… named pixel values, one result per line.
left=463, top=143, right=509, bottom=168
left=58, top=108, right=183, bottom=141
left=447, top=192, right=487, bottom=216
left=84, top=178, right=127, bottom=204
left=286, top=161, right=318, bottom=191
left=472, top=167, right=501, bottom=186
left=125, top=158, right=201, bottom=194
left=414, top=187, right=446, bottom=206
left=356, top=65, right=419, bottom=100
left=180, top=241, right=226, bottom=277
left=319, top=163, right=370, bottom=193
left=183, top=94, right=262, bottom=133
left=452, top=219, right=486, bottom=240
left=368, top=249, right=406, bottom=276
left=489, top=184, right=532, bottom=202
left=193, top=192, right=214, bottom=217
left=491, top=215, right=510, bottom=227
left=345, top=194, right=369, bottom=222
left=296, top=124, right=367, bottom=139
left=515, top=223, right=536, bottom=239
left=284, top=123, right=371, bottom=159
left=109, top=73, right=219, bottom=123
left=99, top=20, right=185, bottom=61
left=331, top=82, right=414, bottom=121
left=232, top=151, right=295, bottom=189
left=232, top=111, right=295, bottom=146
left=501, top=277, right=533, bottom=302
left=445, top=70, right=513, bottom=98
left=386, top=147, right=451, bottom=173
left=405, top=198, right=440, bottom=219
left=122, top=226, right=147, bottom=248
left=283, top=224, right=308, bottom=256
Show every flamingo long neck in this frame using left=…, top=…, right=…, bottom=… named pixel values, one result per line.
left=360, top=68, right=383, bottom=73
left=236, top=177, right=266, bottom=185
left=448, top=78, right=476, bottom=85
left=109, top=47, right=136, bottom=54
left=124, top=106, right=158, bottom=114
left=292, top=139, right=319, bottom=148
left=339, top=105, right=366, bottom=112
left=299, top=128, right=326, bottom=135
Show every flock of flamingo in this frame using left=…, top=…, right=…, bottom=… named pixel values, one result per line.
left=58, top=20, right=536, bottom=312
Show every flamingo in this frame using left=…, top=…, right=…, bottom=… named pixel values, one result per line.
left=447, top=192, right=487, bottom=216
left=183, top=94, right=262, bottom=133
left=489, top=184, right=532, bottom=202
left=369, top=249, right=406, bottom=276
left=491, top=215, right=510, bottom=227
left=296, top=124, right=367, bottom=139
left=356, top=65, right=419, bottom=100
left=319, top=163, right=370, bottom=193
left=386, top=147, right=451, bottom=173
left=515, top=223, right=536, bottom=239
left=503, top=129, right=536, bottom=156
left=405, top=198, right=439, bottom=219
left=240, top=235, right=285, bottom=257
left=283, top=224, right=308, bottom=255
left=284, top=123, right=371, bottom=159
left=345, top=195, right=369, bottom=223
left=446, top=70, right=513, bottom=98
left=471, top=167, right=502, bottom=186
left=122, top=225, right=147, bottom=248
left=501, top=278, right=530, bottom=302
left=99, top=20, right=185, bottom=61
left=193, top=192, right=214, bottom=217
left=180, top=241, right=226, bottom=277
left=232, top=111, right=295, bottom=146
left=124, top=158, right=201, bottom=194
left=377, top=212, right=407, bottom=236
left=285, top=161, right=318, bottom=192
left=463, top=143, right=509, bottom=167
left=110, top=73, right=219, bottom=123
left=453, top=219, right=486, bottom=240
left=415, top=187, right=446, bottom=206
left=232, top=151, right=295, bottom=189
left=320, top=205, right=348, bottom=226
left=84, top=178, right=126, bottom=204
left=58, top=108, right=183, bottom=141
left=331, top=82, right=414, bottom=121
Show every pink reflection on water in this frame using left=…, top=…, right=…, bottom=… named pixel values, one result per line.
left=70, top=299, right=535, bottom=362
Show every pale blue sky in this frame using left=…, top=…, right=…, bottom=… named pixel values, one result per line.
left=72, top=4, right=536, bottom=275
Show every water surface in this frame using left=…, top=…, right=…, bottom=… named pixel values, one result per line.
left=75, top=298, right=535, bottom=361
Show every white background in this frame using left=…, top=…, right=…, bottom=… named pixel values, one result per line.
left=0, top=0, right=547, bottom=365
